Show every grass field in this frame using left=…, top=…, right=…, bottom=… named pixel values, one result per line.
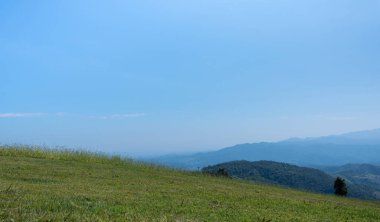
left=0, top=146, right=379, bottom=221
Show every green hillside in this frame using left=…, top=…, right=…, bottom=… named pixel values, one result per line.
left=1, top=146, right=380, bottom=221
left=202, top=160, right=378, bottom=200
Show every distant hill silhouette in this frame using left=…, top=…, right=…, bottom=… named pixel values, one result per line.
left=284, top=128, right=380, bottom=145
left=151, top=128, right=380, bottom=170
left=202, top=160, right=379, bottom=200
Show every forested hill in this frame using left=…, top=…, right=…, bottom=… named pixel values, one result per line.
left=202, top=160, right=379, bottom=200
left=319, top=163, right=380, bottom=191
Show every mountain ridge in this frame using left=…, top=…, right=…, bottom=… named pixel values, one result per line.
left=151, top=128, right=380, bottom=169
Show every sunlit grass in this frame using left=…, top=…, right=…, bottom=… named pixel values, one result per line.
left=0, top=145, right=129, bottom=164
left=0, top=145, right=379, bottom=221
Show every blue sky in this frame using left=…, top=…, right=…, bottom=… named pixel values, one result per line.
left=1, top=0, right=380, bottom=156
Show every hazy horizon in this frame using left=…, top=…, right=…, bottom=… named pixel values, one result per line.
left=1, top=0, right=380, bottom=156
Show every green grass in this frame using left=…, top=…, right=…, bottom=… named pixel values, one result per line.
left=1, top=146, right=380, bottom=221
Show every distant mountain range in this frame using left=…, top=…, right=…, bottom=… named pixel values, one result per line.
left=202, top=160, right=379, bottom=200
left=151, top=128, right=380, bottom=170
left=284, top=128, right=380, bottom=145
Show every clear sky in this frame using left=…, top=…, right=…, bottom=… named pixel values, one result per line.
left=1, top=0, right=380, bottom=156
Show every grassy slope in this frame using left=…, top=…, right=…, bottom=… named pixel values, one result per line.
left=0, top=147, right=379, bottom=221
